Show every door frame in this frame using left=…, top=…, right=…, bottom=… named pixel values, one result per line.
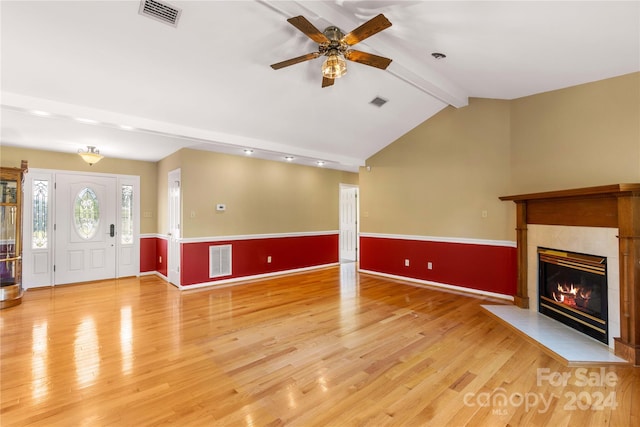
left=22, top=168, right=140, bottom=288
left=167, top=168, right=181, bottom=286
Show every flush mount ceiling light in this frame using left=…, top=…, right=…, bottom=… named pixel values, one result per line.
left=78, top=146, right=104, bottom=165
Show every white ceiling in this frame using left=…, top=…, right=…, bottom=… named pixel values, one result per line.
left=2, top=1, right=639, bottom=172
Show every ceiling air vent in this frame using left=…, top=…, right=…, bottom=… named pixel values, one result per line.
left=139, top=0, right=182, bottom=27
left=370, top=97, right=388, bottom=108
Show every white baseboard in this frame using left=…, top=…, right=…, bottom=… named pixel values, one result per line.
left=358, top=269, right=514, bottom=302
left=175, top=263, right=339, bottom=291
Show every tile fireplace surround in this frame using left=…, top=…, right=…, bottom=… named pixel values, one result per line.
left=528, top=225, right=619, bottom=347
left=500, top=184, right=640, bottom=366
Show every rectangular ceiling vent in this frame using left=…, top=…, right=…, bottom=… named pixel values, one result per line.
left=370, top=97, right=388, bottom=108
left=209, top=245, right=232, bottom=278
left=139, top=0, right=182, bottom=27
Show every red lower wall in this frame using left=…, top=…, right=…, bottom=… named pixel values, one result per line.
left=156, top=238, right=167, bottom=277
left=360, top=236, right=516, bottom=296
left=140, top=237, right=156, bottom=273
left=141, top=234, right=513, bottom=295
left=180, top=234, right=339, bottom=286
left=140, top=236, right=167, bottom=276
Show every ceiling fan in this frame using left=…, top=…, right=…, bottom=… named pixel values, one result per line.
left=270, top=14, right=393, bottom=88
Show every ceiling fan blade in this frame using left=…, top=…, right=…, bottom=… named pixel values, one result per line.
left=344, top=50, right=392, bottom=70
left=322, top=76, right=335, bottom=88
left=271, top=52, right=321, bottom=70
left=287, top=16, right=330, bottom=44
left=342, top=14, right=392, bottom=46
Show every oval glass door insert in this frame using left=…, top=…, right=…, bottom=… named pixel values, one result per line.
left=74, top=187, right=100, bottom=239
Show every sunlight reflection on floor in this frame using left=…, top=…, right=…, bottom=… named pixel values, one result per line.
left=339, top=262, right=357, bottom=298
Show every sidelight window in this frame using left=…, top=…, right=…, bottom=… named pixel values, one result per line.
left=121, top=185, right=134, bottom=244
left=32, top=179, right=49, bottom=248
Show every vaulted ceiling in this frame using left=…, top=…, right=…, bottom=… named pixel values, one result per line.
left=2, top=1, right=639, bottom=172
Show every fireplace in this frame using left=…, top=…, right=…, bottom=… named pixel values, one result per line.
left=501, top=184, right=640, bottom=365
left=538, top=248, right=608, bottom=344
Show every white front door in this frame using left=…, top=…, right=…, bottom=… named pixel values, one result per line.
left=167, top=169, right=181, bottom=286
left=339, top=185, right=358, bottom=262
left=54, top=174, right=117, bottom=285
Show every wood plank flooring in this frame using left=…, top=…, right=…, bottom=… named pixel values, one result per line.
left=1, top=265, right=638, bottom=426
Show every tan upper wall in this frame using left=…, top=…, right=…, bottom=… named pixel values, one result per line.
left=361, top=72, right=640, bottom=242
left=1, top=144, right=357, bottom=238
left=360, top=98, right=514, bottom=241
left=510, top=72, right=640, bottom=193
left=4, top=73, right=637, bottom=243
left=158, top=148, right=358, bottom=238
left=0, top=145, right=158, bottom=234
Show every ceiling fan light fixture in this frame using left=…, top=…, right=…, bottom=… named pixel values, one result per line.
left=321, top=51, right=347, bottom=79
left=271, top=14, right=392, bottom=87
left=78, top=146, right=104, bottom=166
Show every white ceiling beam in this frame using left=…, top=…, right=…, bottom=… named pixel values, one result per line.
left=1, top=92, right=366, bottom=169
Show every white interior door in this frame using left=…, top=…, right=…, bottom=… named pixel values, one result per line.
left=54, top=174, right=117, bottom=285
left=168, top=169, right=181, bottom=286
left=339, top=185, right=358, bottom=262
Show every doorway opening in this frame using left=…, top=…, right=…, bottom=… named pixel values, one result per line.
left=339, top=184, right=358, bottom=263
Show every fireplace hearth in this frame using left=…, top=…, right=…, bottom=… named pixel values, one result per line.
left=538, top=248, right=607, bottom=344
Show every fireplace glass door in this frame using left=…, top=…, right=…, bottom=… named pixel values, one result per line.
left=538, top=248, right=607, bottom=344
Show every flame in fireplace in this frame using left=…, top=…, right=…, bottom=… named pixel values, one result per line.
left=552, top=283, right=592, bottom=308
left=553, top=292, right=564, bottom=303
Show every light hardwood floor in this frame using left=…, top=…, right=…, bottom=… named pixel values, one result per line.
left=1, top=265, right=638, bottom=426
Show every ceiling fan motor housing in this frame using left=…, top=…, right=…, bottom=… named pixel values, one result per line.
left=321, top=26, right=348, bottom=56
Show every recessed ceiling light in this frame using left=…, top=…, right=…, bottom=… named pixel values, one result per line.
left=285, top=156, right=295, bottom=162
left=75, top=117, right=99, bottom=124
left=30, top=110, right=51, bottom=117
left=244, top=149, right=254, bottom=155
left=316, top=161, right=325, bottom=167
left=431, top=52, right=446, bottom=59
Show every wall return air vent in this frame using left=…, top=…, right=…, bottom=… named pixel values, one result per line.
left=139, top=0, right=182, bottom=27
left=209, top=245, right=232, bottom=278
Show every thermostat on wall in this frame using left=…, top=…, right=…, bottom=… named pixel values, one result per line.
left=216, top=204, right=226, bottom=211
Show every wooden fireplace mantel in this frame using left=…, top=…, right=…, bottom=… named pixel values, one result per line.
left=500, top=184, right=640, bottom=365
